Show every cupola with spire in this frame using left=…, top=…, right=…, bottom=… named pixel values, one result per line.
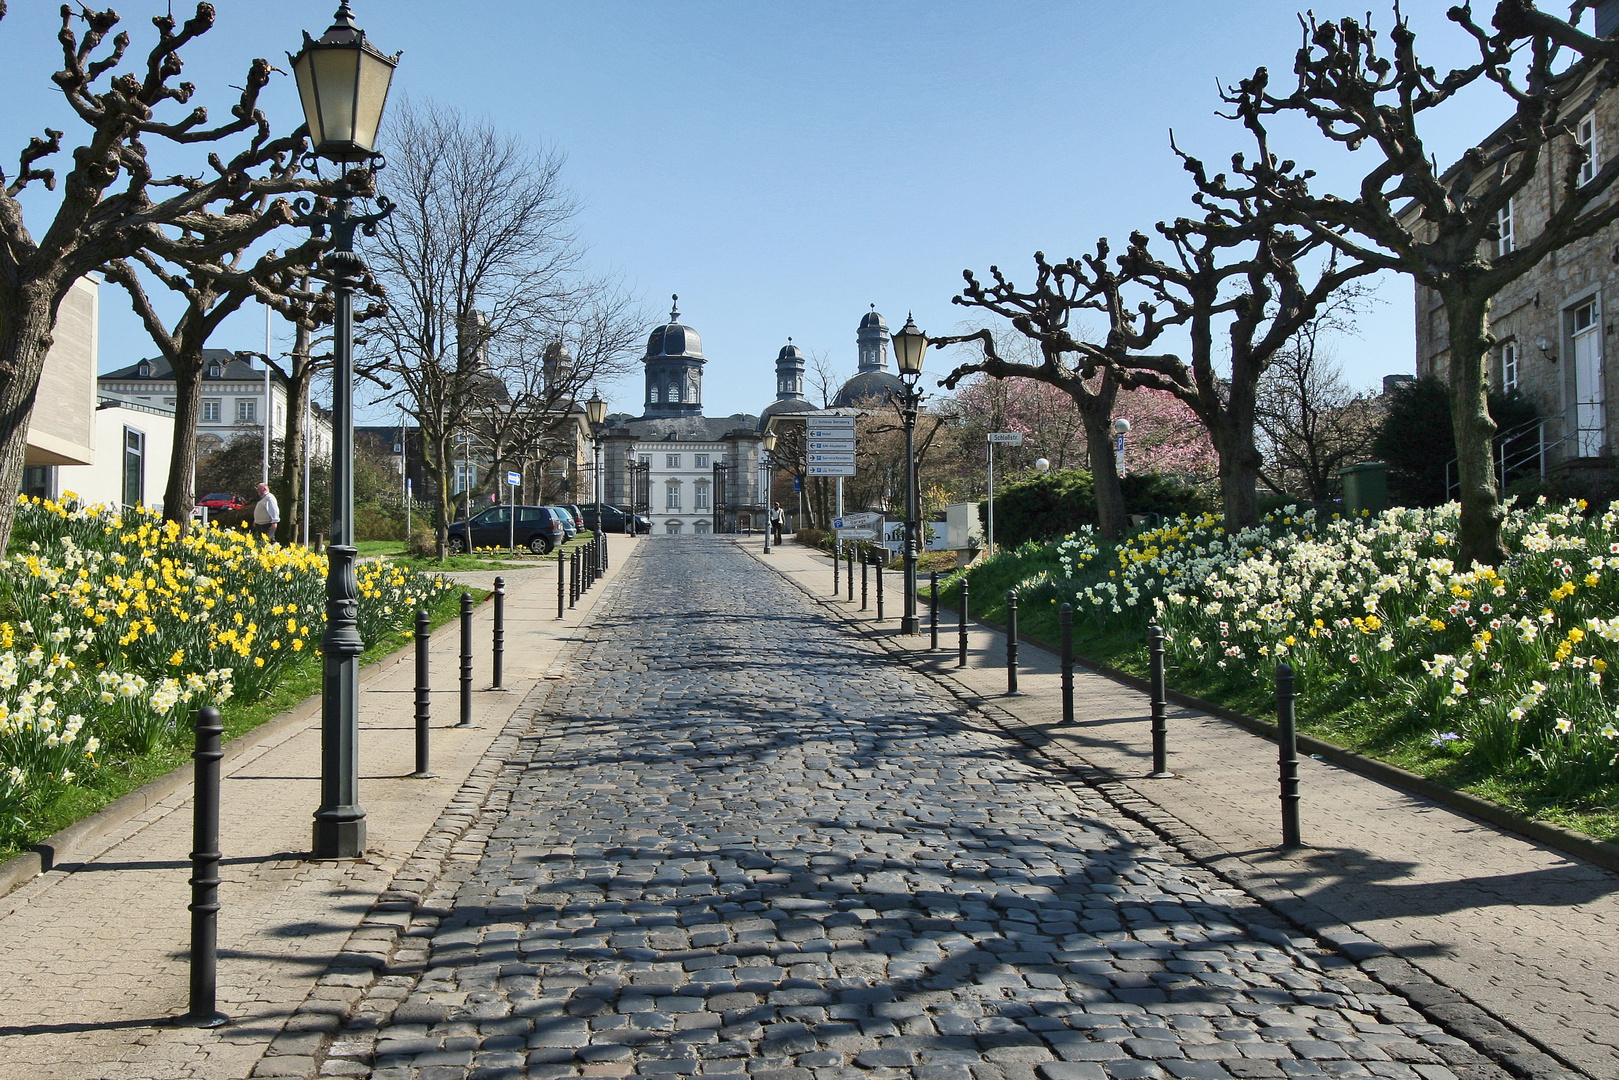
left=642, top=294, right=706, bottom=418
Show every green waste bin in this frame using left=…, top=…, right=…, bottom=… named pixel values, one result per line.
left=1339, top=461, right=1389, bottom=516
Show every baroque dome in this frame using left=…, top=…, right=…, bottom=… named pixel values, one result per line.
left=644, top=296, right=704, bottom=361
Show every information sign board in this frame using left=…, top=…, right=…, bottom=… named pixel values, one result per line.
left=835, top=528, right=876, bottom=540
left=987, top=432, right=1024, bottom=445
left=836, top=511, right=881, bottom=528
left=807, top=464, right=857, bottom=477
left=506, top=470, right=520, bottom=487
left=807, top=452, right=856, bottom=464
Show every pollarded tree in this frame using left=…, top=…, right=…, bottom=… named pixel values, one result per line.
left=930, top=249, right=1129, bottom=541
left=1225, top=6, right=1619, bottom=563
left=0, top=4, right=321, bottom=549
left=105, top=226, right=333, bottom=526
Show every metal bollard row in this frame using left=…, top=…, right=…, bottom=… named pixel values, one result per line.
left=459, top=592, right=473, bottom=727
left=1005, top=589, right=1019, bottom=695
left=412, top=610, right=433, bottom=778
left=929, top=570, right=939, bottom=651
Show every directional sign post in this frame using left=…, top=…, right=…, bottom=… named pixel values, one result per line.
left=986, top=433, right=1024, bottom=551
left=835, top=528, right=876, bottom=541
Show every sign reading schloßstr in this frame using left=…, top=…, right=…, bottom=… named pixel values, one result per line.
left=987, top=432, right=1024, bottom=445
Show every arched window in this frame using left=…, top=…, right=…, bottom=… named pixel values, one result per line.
left=669, top=379, right=682, bottom=403
left=665, top=479, right=681, bottom=509
left=650, top=384, right=661, bottom=404
left=666, top=520, right=682, bottom=535
left=694, top=519, right=711, bottom=533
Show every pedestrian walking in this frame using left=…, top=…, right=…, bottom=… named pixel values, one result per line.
left=771, top=502, right=785, bottom=545
left=252, top=482, right=279, bottom=542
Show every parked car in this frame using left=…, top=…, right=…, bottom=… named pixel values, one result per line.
left=196, top=492, right=245, bottom=512
left=580, top=504, right=652, bottom=534
left=548, top=505, right=579, bottom=539
left=446, top=504, right=565, bottom=555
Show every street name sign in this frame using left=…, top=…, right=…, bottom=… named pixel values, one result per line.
left=835, top=512, right=881, bottom=528
left=988, top=432, right=1024, bottom=445
left=835, top=528, right=876, bottom=540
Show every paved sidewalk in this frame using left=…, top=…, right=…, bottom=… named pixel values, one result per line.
left=743, top=536, right=1619, bottom=1080
left=0, top=537, right=637, bottom=1080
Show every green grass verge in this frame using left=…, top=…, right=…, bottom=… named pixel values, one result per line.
left=926, top=554, right=1619, bottom=844
left=0, top=586, right=482, bottom=866
left=388, top=531, right=600, bottom=574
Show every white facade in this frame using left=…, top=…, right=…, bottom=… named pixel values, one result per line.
left=637, top=442, right=726, bottom=535
left=55, top=398, right=178, bottom=513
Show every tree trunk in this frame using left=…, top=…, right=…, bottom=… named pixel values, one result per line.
left=1445, top=295, right=1507, bottom=567
left=162, top=360, right=204, bottom=528
left=0, top=285, right=62, bottom=546
left=1216, top=374, right=1263, bottom=532
left=277, top=351, right=313, bottom=545
left=1078, top=372, right=1124, bottom=541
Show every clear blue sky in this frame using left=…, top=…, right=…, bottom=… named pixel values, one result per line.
left=1, top=2, right=1519, bottom=421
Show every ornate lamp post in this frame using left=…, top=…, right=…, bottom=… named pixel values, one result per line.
left=891, top=314, right=929, bottom=636
left=762, top=431, right=776, bottom=554
left=290, top=2, right=399, bottom=859
left=585, top=391, right=607, bottom=570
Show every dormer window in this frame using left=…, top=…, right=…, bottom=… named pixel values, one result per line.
left=137, top=363, right=151, bottom=377
left=207, top=363, right=222, bottom=378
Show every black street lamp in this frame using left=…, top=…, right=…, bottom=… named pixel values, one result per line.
left=762, top=431, right=776, bottom=554
left=629, top=458, right=650, bottom=533
left=585, top=391, right=607, bottom=570
left=290, top=2, right=399, bottom=860
left=891, top=313, right=929, bottom=636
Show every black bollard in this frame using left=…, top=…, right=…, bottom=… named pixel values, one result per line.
left=412, top=610, right=433, bottom=778
left=459, top=592, right=473, bottom=727
left=1060, top=603, right=1074, bottom=726
left=846, top=547, right=854, bottom=601
left=1148, top=622, right=1172, bottom=778
left=556, top=544, right=565, bottom=620
left=184, top=706, right=228, bottom=1027
left=929, top=571, right=939, bottom=651
left=1006, top=589, right=1020, bottom=695
left=492, top=576, right=505, bottom=690
left=957, top=577, right=970, bottom=668
left=1276, top=662, right=1301, bottom=847
left=834, top=543, right=841, bottom=595
left=874, top=551, right=885, bottom=621
left=569, top=550, right=578, bottom=608
left=861, top=549, right=869, bottom=610
left=601, top=530, right=609, bottom=572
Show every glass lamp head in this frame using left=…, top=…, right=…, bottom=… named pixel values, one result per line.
left=585, top=392, right=607, bottom=426
left=892, top=313, right=928, bottom=379
left=762, top=432, right=777, bottom=454
left=290, top=3, right=400, bottom=163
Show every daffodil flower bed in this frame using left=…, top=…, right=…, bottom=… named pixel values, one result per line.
left=939, top=499, right=1619, bottom=836
left=0, top=494, right=455, bottom=849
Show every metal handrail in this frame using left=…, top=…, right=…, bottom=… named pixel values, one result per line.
left=1444, top=416, right=1575, bottom=498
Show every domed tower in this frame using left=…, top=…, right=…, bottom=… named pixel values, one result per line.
left=642, top=295, right=706, bottom=418
left=760, top=338, right=818, bottom=427
left=542, top=341, right=573, bottom=393
left=834, top=305, right=904, bottom=407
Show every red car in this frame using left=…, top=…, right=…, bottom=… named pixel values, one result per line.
left=196, top=492, right=245, bottom=512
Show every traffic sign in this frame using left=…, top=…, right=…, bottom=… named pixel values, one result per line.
left=808, top=464, right=857, bottom=476
left=506, top=470, right=520, bottom=486
left=808, top=426, right=855, bottom=439
left=988, top=432, right=1024, bottom=445
left=838, top=511, right=882, bottom=527
left=835, top=528, right=876, bottom=540
left=808, top=416, right=855, bottom=429
left=807, top=452, right=855, bottom=464
left=808, top=439, right=855, bottom=451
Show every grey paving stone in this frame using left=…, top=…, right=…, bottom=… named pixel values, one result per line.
left=349, top=540, right=1471, bottom=1078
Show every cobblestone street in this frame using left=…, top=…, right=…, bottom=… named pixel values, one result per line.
left=358, top=539, right=1489, bottom=1080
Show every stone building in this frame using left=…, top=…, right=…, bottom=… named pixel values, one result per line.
left=1411, top=11, right=1619, bottom=469
left=598, top=298, right=766, bottom=535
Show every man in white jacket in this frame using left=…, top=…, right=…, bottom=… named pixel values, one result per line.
left=253, top=482, right=280, bottom=542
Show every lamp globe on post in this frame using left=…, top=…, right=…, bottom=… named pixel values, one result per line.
left=291, top=1, right=399, bottom=861
left=1113, top=416, right=1131, bottom=477
left=762, top=430, right=777, bottom=554
left=1034, top=458, right=1051, bottom=474
left=585, top=391, right=607, bottom=571
left=891, top=314, right=928, bottom=636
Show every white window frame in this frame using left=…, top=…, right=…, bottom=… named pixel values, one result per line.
left=235, top=398, right=257, bottom=424
left=1579, top=113, right=1601, bottom=186
left=694, top=454, right=709, bottom=468
left=665, top=479, right=681, bottom=509
left=694, top=480, right=710, bottom=509
left=201, top=399, right=221, bottom=422
left=1501, top=340, right=1519, bottom=392
left=1496, top=199, right=1515, bottom=257
left=666, top=454, right=681, bottom=469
